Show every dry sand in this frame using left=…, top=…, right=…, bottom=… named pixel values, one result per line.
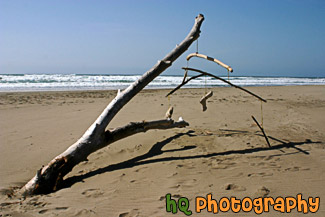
left=0, top=85, right=324, bottom=216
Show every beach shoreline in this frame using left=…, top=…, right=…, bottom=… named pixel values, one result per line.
left=1, top=85, right=324, bottom=216
left=1, top=73, right=324, bottom=93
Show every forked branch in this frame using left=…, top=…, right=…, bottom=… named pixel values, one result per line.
left=20, top=14, right=205, bottom=196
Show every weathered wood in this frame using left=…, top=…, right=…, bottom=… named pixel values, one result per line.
left=251, top=115, right=271, bottom=148
left=200, top=91, right=213, bottom=111
left=165, top=106, right=174, bottom=119
left=107, top=118, right=189, bottom=143
left=20, top=14, right=205, bottom=196
left=186, top=53, right=233, bottom=72
left=183, top=67, right=267, bottom=102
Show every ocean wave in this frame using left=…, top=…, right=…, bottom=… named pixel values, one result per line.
left=0, top=74, right=324, bottom=92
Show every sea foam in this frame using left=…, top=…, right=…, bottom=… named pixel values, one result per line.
left=0, top=74, right=324, bottom=92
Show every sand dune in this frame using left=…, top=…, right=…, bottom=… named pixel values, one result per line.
left=0, top=86, right=324, bottom=216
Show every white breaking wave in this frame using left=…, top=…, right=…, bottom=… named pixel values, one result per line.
left=0, top=74, right=324, bottom=92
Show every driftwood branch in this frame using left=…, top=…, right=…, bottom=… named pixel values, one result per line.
left=106, top=118, right=189, bottom=144
left=183, top=67, right=267, bottom=102
left=165, top=106, right=174, bottom=119
left=251, top=115, right=271, bottom=148
left=186, top=53, right=233, bottom=72
left=20, top=14, right=205, bottom=196
left=166, top=73, right=204, bottom=97
left=200, top=91, right=213, bottom=111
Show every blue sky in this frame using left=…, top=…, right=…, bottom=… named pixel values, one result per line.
left=0, top=0, right=324, bottom=77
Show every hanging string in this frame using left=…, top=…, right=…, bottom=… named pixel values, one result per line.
left=228, top=69, right=230, bottom=82
left=182, top=60, right=189, bottom=83
left=204, top=74, right=207, bottom=95
left=195, top=38, right=206, bottom=94
left=260, top=100, right=264, bottom=128
left=168, top=95, right=171, bottom=107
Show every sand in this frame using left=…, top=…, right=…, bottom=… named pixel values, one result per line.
left=0, top=85, right=324, bottom=216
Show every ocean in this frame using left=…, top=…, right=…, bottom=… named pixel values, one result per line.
left=0, top=74, right=324, bottom=92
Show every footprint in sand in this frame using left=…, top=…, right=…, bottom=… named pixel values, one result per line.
left=255, top=186, right=270, bottom=197
left=264, top=155, right=275, bottom=161
left=181, top=179, right=198, bottom=188
left=39, top=207, right=68, bottom=214
left=118, top=209, right=140, bottom=217
left=81, top=188, right=104, bottom=198
left=168, top=172, right=178, bottom=178
left=284, top=166, right=300, bottom=172
left=74, top=209, right=97, bottom=216
left=176, top=164, right=184, bottom=168
left=55, top=207, right=69, bottom=210
left=224, top=183, right=246, bottom=192
left=248, top=172, right=273, bottom=177
left=267, top=162, right=281, bottom=168
left=25, top=197, right=47, bottom=207
left=39, top=209, right=48, bottom=214
left=211, top=161, right=236, bottom=169
left=170, top=184, right=181, bottom=189
left=134, top=167, right=148, bottom=172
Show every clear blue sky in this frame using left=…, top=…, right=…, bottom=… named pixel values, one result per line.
left=0, top=0, right=324, bottom=77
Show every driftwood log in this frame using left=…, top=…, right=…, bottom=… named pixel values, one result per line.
left=20, top=14, right=205, bottom=196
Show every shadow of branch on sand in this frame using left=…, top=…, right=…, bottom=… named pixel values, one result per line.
left=61, top=129, right=320, bottom=191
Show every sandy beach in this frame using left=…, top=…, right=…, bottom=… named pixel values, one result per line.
left=0, top=85, right=324, bottom=216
